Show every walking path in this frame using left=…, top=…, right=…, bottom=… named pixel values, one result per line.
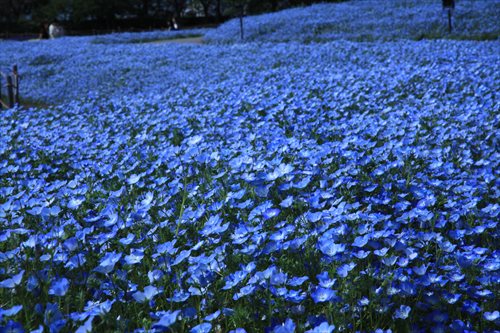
left=151, top=36, right=204, bottom=44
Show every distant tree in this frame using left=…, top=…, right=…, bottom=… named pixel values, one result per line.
left=195, top=0, right=213, bottom=17
left=32, top=0, right=136, bottom=24
left=0, top=0, right=33, bottom=23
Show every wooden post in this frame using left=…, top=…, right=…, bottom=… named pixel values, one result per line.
left=7, top=75, right=14, bottom=108
left=13, top=65, right=19, bottom=105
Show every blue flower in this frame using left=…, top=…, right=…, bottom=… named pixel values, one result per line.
left=337, top=263, right=356, bottom=278
left=394, top=305, right=411, bottom=319
left=0, top=305, right=23, bottom=318
left=0, top=320, right=24, bottom=333
left=483, top=310, right=499, bottom=321
left=272, top=318, right=295, bottom=333
left=318, top=239, right=345, bottom=257
left=152, top=310, right=181, bottom=329
left=263, top=208, right=281, bottom=220
left=190, top=322, right=211, bottom=333
left=48, top=278, right=70, bottom=297
left=75, top=316, right=94, bottom=333
left=0, top=270, right=24, bottom=289
left=311, top=287, right=336, bottom=303
left=305, top=322, right=335, bottom=333
left=204, top=310, right=220, bottom=322
left=94, top=252, right=121, bottom=274
left=132, top=285, right=159, bottom=303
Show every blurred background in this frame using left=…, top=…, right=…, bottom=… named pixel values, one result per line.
left=0, top=0, right=346, bottom=38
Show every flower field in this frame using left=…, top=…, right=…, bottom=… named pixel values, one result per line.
left=0, top=1, right=499, bottom=332
left=205, top=0, right=500, bottom=43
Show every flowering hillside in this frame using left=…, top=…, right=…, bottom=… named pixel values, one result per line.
left=0, top=1, right=499, bottom=333
left=205, top=0, right=500, bottom=43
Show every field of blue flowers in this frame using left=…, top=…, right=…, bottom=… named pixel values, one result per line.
left=0, top=1, right=499, bottom=332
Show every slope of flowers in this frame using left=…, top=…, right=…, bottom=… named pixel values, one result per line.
left=205, top=0, right=500, bottom=44
left=90, top=28, right=208, bottom=44
left=1, top=5, right=500, bottom=333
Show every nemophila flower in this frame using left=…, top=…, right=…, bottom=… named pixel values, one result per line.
left=228, top=329, right=247, bottom=333
left=306, top=211, right=323, bottom=223
left=272, top=318, right=296, bottom=333
left=462, top=300, right=481, bottom=315
left=358, top=297, right=370, bottom=307
left=317, top=271, right=335, bottom=288
left=352, top=250, right=370, bottom=259
left=169, top=289, right=190, bottom=303
left=222, top=270, right=248, bottom=290
left=152, top=310, right=181, bottom=330
left=318, top=239, right=345, bottom=257
left=132, top=285, right=160, bottom=303
left=393, top=305, right=411, bottom=319
left=125, top=248, right=145, bottom=265
left=127, top=174, right=141, bottom=185
left=44, top=303, right=65, bottom=332
left=483, top=311, right=499, bottom=321
left=172, top=249, right=192, bottom=266
left=67, top=197, right=85, bottom=209
left=352, top=235, right=369, bottom=248
left=204, top=310, right=220, bottom=322
left=441, top=291, right=460, bottom=304
left=0, top=270, right=24, bottom=289
left=305, top=322, right=335, bottom=333
left=381, top=256, right=398, bottom=266
left=0, top=320, right=24, bottom=333
left=30, top=325, right=44, bottom=333
left=337, top=263, right=356, bottom=278
left=65, top=254, right=86, bottom=270
left=233, top=285, right=256, bottom=301
left=48, top=278, right=70, bottom=296
left=0, top=305, right=23, bottom=318
left=288, top=276, right=309, bottom=287
left=412, top=264, right=428, bottom=276
left=284, top=289, right=307, bottom=303
left=270, top=270, right=288, bottom=285
left=190, top=322, right=211, bottom=333
left=75, top=316, right=94, bottom=333
left=94, top=252, right=121, bottom=274
left=263, top=208, right=281, bottom=220
left=374, top=247, right=389, bottom=257
left=119, top=234, right=136, bottom=245
left=280, top=196, right=294, bottom=208
left=311, top=287, right=337, bottom=303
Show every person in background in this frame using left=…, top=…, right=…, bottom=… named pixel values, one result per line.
left=171, top=17, right=179, bottom=30
left=48, top=20, right=65, bottom=39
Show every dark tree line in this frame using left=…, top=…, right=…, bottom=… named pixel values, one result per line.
left=0, top=0, right=346, bottom=33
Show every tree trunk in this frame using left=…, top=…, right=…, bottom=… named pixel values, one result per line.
left=142, top=0, right=149, bottom=17
left=202, top=2, right=209, bottom=17
left=216, top=0, right=222, bottom=20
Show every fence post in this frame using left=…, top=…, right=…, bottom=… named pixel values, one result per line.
left=13, top=65, right=19, bottom=104
left=7, top=75, right=14, bottom=108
